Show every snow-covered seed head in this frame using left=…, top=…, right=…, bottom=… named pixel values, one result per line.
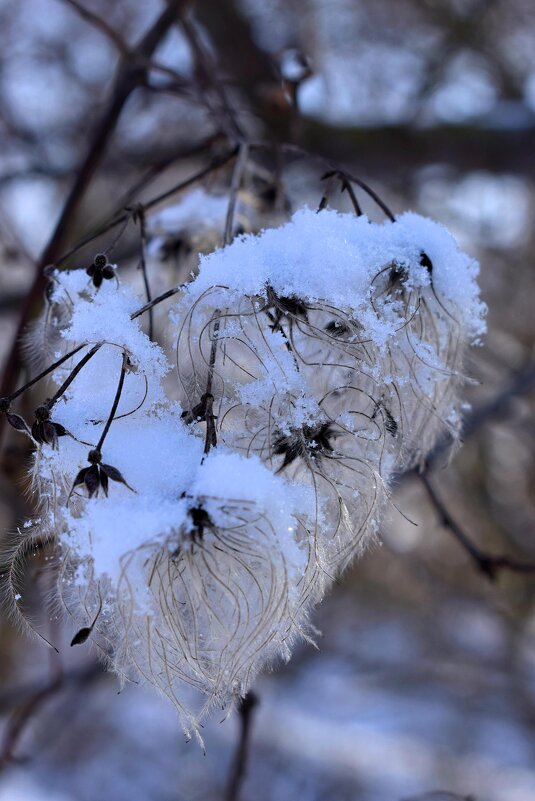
left=1, top=203, right=485, bottom=741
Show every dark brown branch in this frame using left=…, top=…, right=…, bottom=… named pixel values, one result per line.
left=0, top=1, right=185, bottom=439
left=61, top=0, right=192, bottom=93
left=202, top=314, right=221, bottom=457
left=0, top=664, right=101, bottom=715
left=250, top=142, right=396, bottom=221
left=419, top=473, right=535, bottom=581
left=300, top=118, right=535, bottom=178
left=113, top=134, right=225, bottom=213
left=322, top=169, right=395, bottom=221
left=340, top=176, right=363, bottom=216
left=393, top=360, right=535, bottom=581
left=224, top=691, right=259, bottom=801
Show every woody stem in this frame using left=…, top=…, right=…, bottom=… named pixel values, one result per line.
left=96, top=351, right=128, bottom=452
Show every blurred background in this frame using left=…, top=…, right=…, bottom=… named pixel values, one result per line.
left=1, top=1, right=535, bottom=799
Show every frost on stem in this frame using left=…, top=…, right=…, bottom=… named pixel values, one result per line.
left=1, top=201, right=485, bottom=740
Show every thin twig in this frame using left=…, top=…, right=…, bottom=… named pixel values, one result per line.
left=340, top=176, right=363, bottom=216
left=322, top=169, right=394, bottom=221
left=113, top=134, right=223, bottom=227
left=317, top=172, right=337, bottom=212
left=104, top=211, right=133, bottom=257
left=224, top=692, right=259, bottom=801
left=131, top=147, right=237, bottom=215
left=393, top=361, right=535, bottom=581
left=419, top=473, right=535, bottom=581
left=61, top=0, right=193, bottom=94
